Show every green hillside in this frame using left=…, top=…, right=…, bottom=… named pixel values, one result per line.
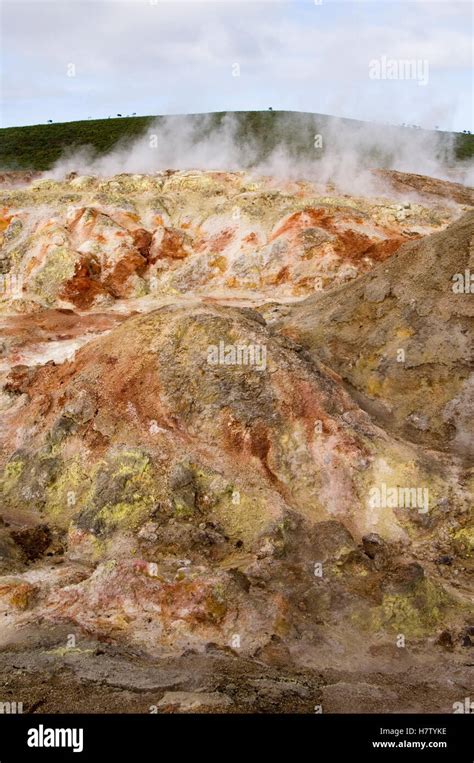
left=0, top=111, right=472, bottom=172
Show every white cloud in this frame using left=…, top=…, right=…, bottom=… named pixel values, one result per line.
left=1, top=0, right=472, bottom=130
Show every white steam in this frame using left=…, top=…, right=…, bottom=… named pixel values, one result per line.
left=47, top=112, right=473, bottom=193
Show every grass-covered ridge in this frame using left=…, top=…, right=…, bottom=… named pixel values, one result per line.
left=0, top=116, right=155, bottom=171
left=0, top=111, right=473, bottom=172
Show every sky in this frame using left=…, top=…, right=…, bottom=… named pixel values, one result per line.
left=1, top=0, right=473, bottom=131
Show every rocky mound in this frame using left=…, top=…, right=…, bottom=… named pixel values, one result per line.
left=0, top=169, right=472, bottom=713
left=0, top=170, right=462, bottom=311
left=278, top=211, right=474, bottom=459
left=372, top=169, right=474, bottom=206
left=0, top=303, right=471, bottom=668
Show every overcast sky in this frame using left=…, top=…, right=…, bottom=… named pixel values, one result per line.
left=1, top=0, right=472, bottom=131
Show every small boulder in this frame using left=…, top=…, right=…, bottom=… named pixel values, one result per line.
left=362, top=532, right=390, bottom=569
left=10, top=524, right=51, bottom=562
left=310, top=521, right=356, bottom=564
